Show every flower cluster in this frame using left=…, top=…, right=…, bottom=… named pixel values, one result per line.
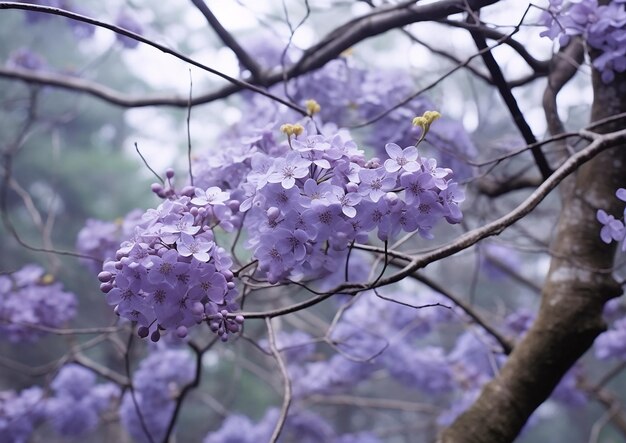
left=283, top=58, right=477, bottom=177
left=98, top=171, right=242, bottom=341
left=241, top=124, right=464, bottom=283
left=0, top=264, right=77, bottom=342
left=0, top=387, right=44, bottom=443
left=540, top=0, right=626, bottom=83
left=285, top=290, right=454, bottom=398
left=120, top=349, right=195, bottom=443
left=76, top=210, right=142, bottom=273
left=45, top=364, right=120, bottom=437
left=204, top=407, right=383, bottom=443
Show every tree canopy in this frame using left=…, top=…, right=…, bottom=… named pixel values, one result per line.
left=2, top=1, right=626, bottom=442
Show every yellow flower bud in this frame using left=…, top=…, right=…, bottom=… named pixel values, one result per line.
left=423, top=110, right=441, bottom=123
left=412, top=116, right=427, bottom=127
left=291, top=124, right=304, bottom=136
left=280, top=123, right=304, bottom=145
left=280, top=124, right=294, bottom=135
left=305, top=99, right=321, bottom=116
left=412, top=110, right=441, bottom=146
left=41, top=274, right=55, bottom=285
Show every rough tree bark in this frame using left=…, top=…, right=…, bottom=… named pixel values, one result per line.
left=439, top=52, right=626, bottom=443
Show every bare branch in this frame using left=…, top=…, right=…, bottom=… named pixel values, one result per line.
left=543, top=37, right=585, bottom=138
left=307, top=394, right=439, bottom=413
left=466, top=10, right=552, bottom=180
left=438, top=19, right=549, bottom=74
left=0, top=0, right=502, bottom=110
left=189, top=0, right=263, bottom=81
left=265, top=317, right=292, bottom=443
left=409, top=273, right=513, bottom=353
left=161, top=340, right=212, bottom=443
left=476, top=175, right=541, bottom=197
left=0, top=2, right=306, bottom=115
left=73, top=353, right=130, bottom=387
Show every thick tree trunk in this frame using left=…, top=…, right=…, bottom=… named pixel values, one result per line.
left=439, top=72, right=626, bottom=441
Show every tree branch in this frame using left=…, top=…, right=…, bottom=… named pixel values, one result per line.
left=189, top=0, right=263, bottom=81
left=438, top=19, right=550, bottom=74
left=0, top=2, right=306, bottom=114
left=440, top=68, right=626, bottom=443
left=467, top=12, right=553, bottom=180
left=0, top=0, right=502, bottom=110
left=265, top=317, right=292, bottom=443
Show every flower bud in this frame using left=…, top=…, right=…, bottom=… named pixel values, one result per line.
left=150, top=330, right=161, bottom=342
left=346, top=182, right=358, bottom=193
left=267, top=207, right=281, bottom=221
left=98, top=271, right=112, bottom=282
left=176, top=326, right=188, bottom=338
left=137, top=326, right=149, bottom=338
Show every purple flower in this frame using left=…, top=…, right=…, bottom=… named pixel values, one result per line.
left=153, top=289, right=199, bottom=328
left=264, top=182, right=301, bottom=210
left=400, top=171, right=435, bottom=205
left=415, top=193, right=445, bottom=238
left=275, top=228, right=309, bottom=261
left=0, top=387, right=45, bottom=443
left=439, top=182, right=465, bottom=223
left=301, top=178, right=334, bottom=207
left=597, top=209, right=625, bottom=244
left=148, top=249, right=186, bottom=286
left=177, top=232, right=214, bottom=262
left=256, top=242, right=295, bottom=283
left=46, top=364, right=120, bottom=437
left=0, top=265, right=77, bottom=343
left=422, top=157, right=452, bottom=189
left=383, top=143, right=420, bottom=173
left=268, top=152, right=311, bottom=189
left=330, top=186, right=362, bottom=218
left=160, top=212, right=201, bottom=244
left=302, top=204, right=348, bottom=241
left=191, top=186, right=230, bottom=206
left=188, top=268, right=227, bottom=303
left=358, top=168, right=396, bottom=202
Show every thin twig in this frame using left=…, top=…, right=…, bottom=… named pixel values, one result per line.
left=186, top=70, right=194, bottom=187
left=466, top=6, right=552, bottom=179
left=0, top=2, right=306, bottom=115
left=189, top=0, right=263, bottom=80
left=123, top=333, right=155, bottom=443
left=134, top=142, right=164, bottom=184
left=265, top=317, right=292, bottom=443
left=161, top=340, right=213, bottom=443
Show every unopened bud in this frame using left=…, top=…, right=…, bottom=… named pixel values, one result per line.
left=150, top=330, right=161, bottom=342
left=305, top=99, right=321, bottom=116
left=137, top=326, right=149, bottom=338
